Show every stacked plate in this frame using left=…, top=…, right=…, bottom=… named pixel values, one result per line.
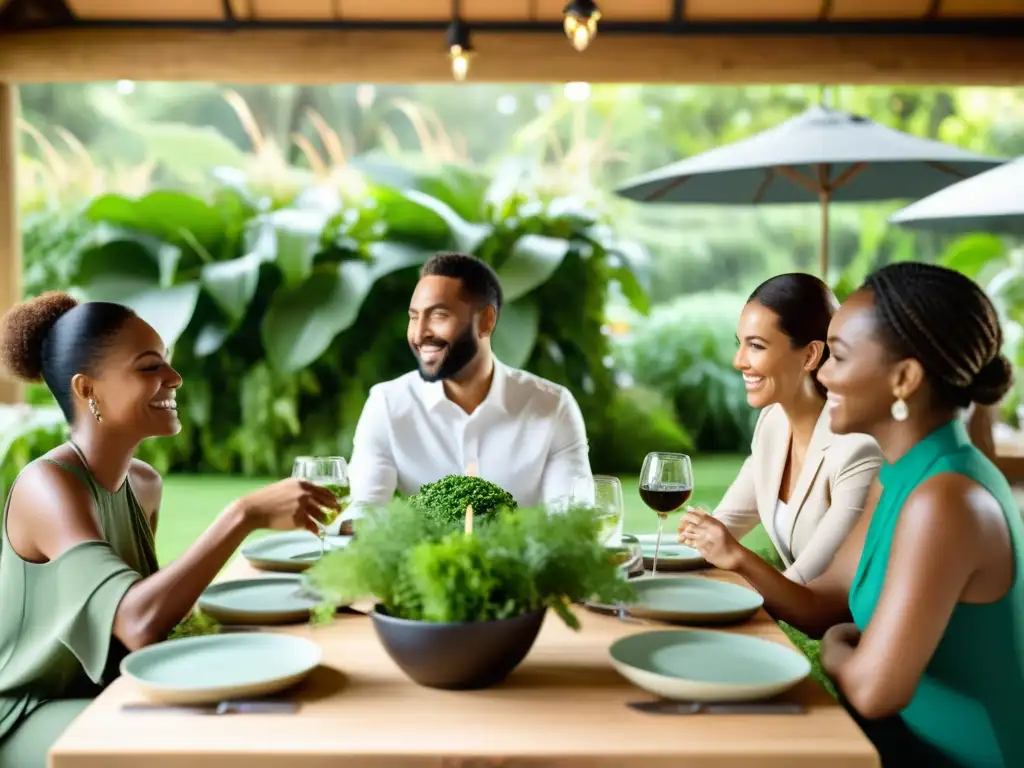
left=633, top=533, right=707, bottom=571
left=624, top=576, right=763, bottom=625
left=197, top=575, right=340, bottom=626
left=585, top=575, right=763, bottom=626
left=241, top=531, right=352, bottom=573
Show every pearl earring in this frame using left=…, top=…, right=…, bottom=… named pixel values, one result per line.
left=891, top=398, right=909, bottom=422
left=89, top=398, right=102, bottom=423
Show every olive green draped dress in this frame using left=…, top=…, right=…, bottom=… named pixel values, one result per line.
left=0, top=448, right=159, bottom=768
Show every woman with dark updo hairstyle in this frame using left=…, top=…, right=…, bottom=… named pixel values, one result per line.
left=678, top=273, right=883, bottom=585
left=683, top=263, right=1024, bottom=767
left=0, top=293, right=339, bottom=767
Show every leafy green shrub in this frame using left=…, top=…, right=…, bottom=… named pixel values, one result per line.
left=589, top=385, right=692, bottom=473
left=13, top=161, right=646, bottom=478
left=409, top=475, right=518, bottom=527
left=308, top=500, right=633, bottom=628
left=614, top=292, right=756, bottom=453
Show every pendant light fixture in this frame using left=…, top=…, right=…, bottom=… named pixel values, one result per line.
left=446, top=0, right=473, bottom=81
left=562, top=0, right=601, bottom=52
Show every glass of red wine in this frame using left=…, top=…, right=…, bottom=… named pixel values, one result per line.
left=638, top=452, right=693, bottom=576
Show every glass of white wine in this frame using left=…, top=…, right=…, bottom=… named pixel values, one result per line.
left=571, top=475, right=625, bottom=546
left=291, top=456, right=349, bottom=558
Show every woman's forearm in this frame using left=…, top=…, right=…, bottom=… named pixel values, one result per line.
left=735, top=548, right=851, bottom=638
left=114, top=502, right=255, bottom=649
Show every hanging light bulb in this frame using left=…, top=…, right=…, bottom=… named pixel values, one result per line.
left=562, top=0, right=601, bottom=52
left=445, top=18, right=474, bottom=81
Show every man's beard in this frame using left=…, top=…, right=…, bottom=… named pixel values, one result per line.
left=412, top=324, right=480, bottom=383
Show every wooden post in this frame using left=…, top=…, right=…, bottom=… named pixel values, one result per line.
left=0, top=82, right=23, bottom=404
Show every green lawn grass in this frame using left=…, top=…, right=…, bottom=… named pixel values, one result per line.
left=157, top=453, right=830, bottom=695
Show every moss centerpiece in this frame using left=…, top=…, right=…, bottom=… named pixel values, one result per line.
left=306, top=485, right=633, bottom=690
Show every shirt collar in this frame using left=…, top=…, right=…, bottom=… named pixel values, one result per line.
left=419, top=355, right=509, bottom=414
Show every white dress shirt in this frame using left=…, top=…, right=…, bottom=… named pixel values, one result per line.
left=347, top=357, right=593, bottom=509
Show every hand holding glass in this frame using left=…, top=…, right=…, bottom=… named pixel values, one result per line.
left=291, top=456, right=349, bottom=557
left=638, top=452, right=693, bottom=575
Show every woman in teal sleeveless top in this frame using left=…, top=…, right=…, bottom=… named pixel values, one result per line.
left=0, top=293, right=339, bottom=768
left=681, top=262, right=1024, bottom=767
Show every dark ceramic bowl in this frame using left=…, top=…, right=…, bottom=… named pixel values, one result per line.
left=370, top=606, right=547, bottom=690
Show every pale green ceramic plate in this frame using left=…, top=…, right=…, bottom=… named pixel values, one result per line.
left=625, top=576, right=764, bottom=625
left=610, top=629, right=811, bottom=702
left=632, top=534, right=707, bottom=571
left=197, top=575, right=339, bottom=625
left=121, top=633, right=322, bottom=705
left=242, top=531, right=352, bottom=573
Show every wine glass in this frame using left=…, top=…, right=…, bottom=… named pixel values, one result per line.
left=292, top=456, right=349, bottom=557
left=571, top=475, right=625, bottom=546
left=638, top=453, right=693, bottom=576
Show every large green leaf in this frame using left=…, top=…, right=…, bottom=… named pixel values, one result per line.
left=193, top=321, right=233, bottom=358
left=86, top=191, right=225, bottom=252
left=350, top=155, right=488, bottom=223
left=365, top=241, right=431, bottom=280
left=608, top=240, right=652, bottom=294
left=73, top=238, right=162, bottom=286
left=75, top=279, right=200, bottom=348
left=492, top=297, right=540, bottom=369
left=250, top=208, right=331, bottom=288
left=261, top=243, right=426, bottom=372
left=402, top=189, right=491, bottom=254
left=72, top=225, right=182, bottom=288
left=132, top=283, right=202, bottom=348
left=374, top=187, right=452, bottom=249
left=611, top=263, right=650, bottom=316
left=201, top=252, right=264, bottom=324
left=940, top=234, right=1007, bottom=279
left=499, top=235, right=572, bottom=302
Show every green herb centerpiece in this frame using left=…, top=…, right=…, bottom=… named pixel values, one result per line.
left=306, top=496, right=633, bottom=690
left=408, top=474, right=518, bottom=527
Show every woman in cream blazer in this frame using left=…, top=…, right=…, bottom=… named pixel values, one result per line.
left=679, top=273, right=883, bottom=584
left=710, top=402, right=881, bottom=583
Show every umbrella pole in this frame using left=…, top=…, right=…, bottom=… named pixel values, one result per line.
left=819, top=190, right=830, bottom=278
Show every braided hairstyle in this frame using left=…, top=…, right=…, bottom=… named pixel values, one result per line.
left=864, top=262, right=1013, bottom=409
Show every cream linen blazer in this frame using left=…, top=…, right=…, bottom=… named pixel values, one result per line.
left=713, top=403, right=883, bottom=584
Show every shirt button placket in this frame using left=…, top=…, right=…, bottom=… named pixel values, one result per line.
left=463, top=418, right=480, bottom=477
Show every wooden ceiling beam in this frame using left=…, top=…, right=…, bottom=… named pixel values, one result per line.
left=1, top=27, right=1022, bottom=84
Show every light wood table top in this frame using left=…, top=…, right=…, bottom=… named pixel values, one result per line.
left=50, top=555, right=880, bottom=768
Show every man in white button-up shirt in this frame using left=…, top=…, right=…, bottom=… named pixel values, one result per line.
left=347, top=252, right=593, bottom=509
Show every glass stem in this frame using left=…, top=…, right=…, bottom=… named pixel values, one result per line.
left=318, top=529, right=326, bottom=557
left=652, top=513, right=666, bottom=576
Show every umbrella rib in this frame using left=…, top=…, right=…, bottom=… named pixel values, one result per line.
left=645, top=175, right=691, bottom=201
left=925, top=160, right=970, bottom=180
left=830, top=161, right=867, bottom=192
left=771, top=165, right=821, bottom=195
left=752, top=169, right=774, bottom=204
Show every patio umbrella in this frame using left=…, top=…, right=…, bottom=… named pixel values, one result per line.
left=889, top=156, right=1024, bottom=236
left=614, top=105, right=1006, bottom=275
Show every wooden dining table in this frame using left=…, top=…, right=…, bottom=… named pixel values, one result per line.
left=49, top=554, right=880, bottom=768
